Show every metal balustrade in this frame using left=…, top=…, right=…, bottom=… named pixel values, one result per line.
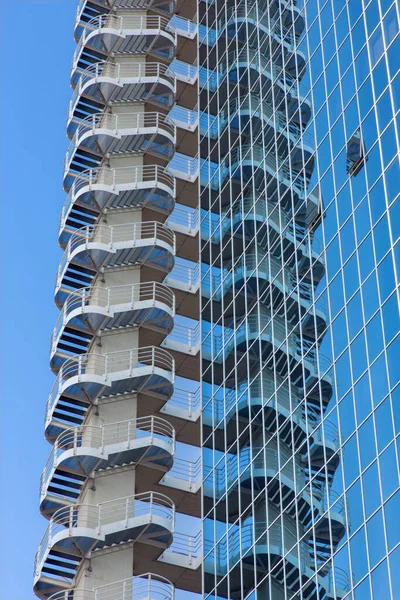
left=51, top=282, right=175, bottom=360
left=168, top=104, right=199, bottom=131
left=72, top=14, right=176, bottom=71
left=164, top=259, right=201, bottom=292
left=204, top=144, right=309, bottom=194
left=163, top=456, right=202, bottom=489
left=170, top=14, right=197, bottom=38
left=204, top=522, right=311, bottom=572
left=40, top=416, right=175, bottom=506
left=166, top=204, right=200, bottom=235
left=199, top=6, right=303, bottom=52
left=60, top=165, right=175, bottom=244
left=200, top=95, right=314, bottom=150
left=35, top=492, right=175, bottom=578
left=55, top=221, right=176, bottom=301
left=49, top=573, right=174, bottom=600
left=163, top=386, right=201, bottom=419
left=161, top=530, right=202, bottom=565
left=166, top=151, right=199, bottom=181
left=168, top=59, right=198, bottom=84
left=223, top=5, right=302, bottom=49
left=45, top=347, right=175, bottom=434
left=200, top=48, right=310, bottom=103
left=65, top=112, right=176, bottom=176
left=69, top=61, right=176, bottom=132
left=204, top=447, right=306, bottom=495
left=163, top=321, right=201, bottom=354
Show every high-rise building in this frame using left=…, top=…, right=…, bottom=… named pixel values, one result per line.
left=34, top=1, right=399, bottom=599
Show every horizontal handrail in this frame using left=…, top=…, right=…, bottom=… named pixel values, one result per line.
left=35, top=492, right=175, bottom=576
left=201, top=94, right=314, bottom=149
left=45, top=346, right=175, bottom=426
left=204, top=522, right=310, bottom=569
left=204, top=446, right=306, bottom=492
left=69, top=60, right=176, bottom=121
left=51, top=282, right=175, bottom=355
left=56, top=221, right=176, bottom=289
left=41, top=416, right=175, bottom=499
left=66, top=111, right=176, bottom=171
left=72, top=14, right=176, bottom=70
left=167, top=386, right=201, bottom=415
left=49, top=572, right=174, bottom=600
left=60, top=164, right=175, bottom=233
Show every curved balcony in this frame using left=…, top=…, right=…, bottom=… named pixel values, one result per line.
left=201, top=48, right=311, bottom=124
left=40, top=416, right=175, bottom=518
left=50, top=282, right=175, bottom=372
left=312, top=488, right=347, bottom=553
left=48, top=573, right=174, bottom=600
left=202, top=252, right=326, bottom=332
left=54, top=222, right=175, bottom=308
left=34, top=492, right=174, bottom=599
left=223, top=5, right=303, bottom=58
left=203, top=523, right=349, bottom=599
left=44, top=347, right=175, bottom=442
left=202, top=199, right=323, bottom=275
left=202, top=313, right=333, bottom=399
left=72, top=15, right=176, bottom=83
left=201, top=96, right=314, bottom=162
left=59, top=165, right=175, bottom=248
left=203, top=448, right=314, bottom=524
left=74, top=0, right=176, bottom=42
left=68, top=62, right=176, bottom=137
left=64, top=112, right=176, bottom=189
left=202, top=377, right=323, bottom=451
left=202, top=145, right=311, bottom=210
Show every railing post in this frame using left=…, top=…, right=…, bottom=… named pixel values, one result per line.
left=127, top=420, right=131, bottom=450
left=149, top=491, right=153, bottom=522
left=125, top=497, right=129, bottom=528
left=73, top=427, right=78, bottom=455
left=129, top=349, right=133, bottom=375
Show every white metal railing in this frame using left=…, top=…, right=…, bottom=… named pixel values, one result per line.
left=223, top=5, right=301, bottom=49
left=168, top=104, right=199, bottom=130
left=166, top=456, right=202, bottom=488
left=45, top=347, right=175, bottom=426
left=168, top=59, right=198, bottom=84
left=41, top=416, right=175, bottom=499
left=164, top=321, right=201, bottom=352
left=164, top=259, right=201, bottom=290
left=166, top=386, right=201, bottom=416
left=200, top=94, right=314, bottom=149
left=69, top=61, right=176, bottom=122
left=72, top=14, right=176, bottom=70
left=166, top=204, right=200, bottom=233
left=56, top=221, right=176, bottom=290
left=35, top=492, right=175, bottom=577
left=65, top=112, right=176, bottom=172
left=170, top=14, right=197, bottom=38
left=166, top=152, right=199, bottom=181
left=60, top=165, right=175, bottom=234
left=204, top=447, right=306, bottom=494
left=49, top=573, right=174, bottom=600
left=204, top=522, right=310, bottom=571
left=165, top=529, right=202, bottom=563
left=51, top=282, right=175, bottom=356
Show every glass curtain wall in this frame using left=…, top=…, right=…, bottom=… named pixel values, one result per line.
left=199, top=0, right=399, bottom=598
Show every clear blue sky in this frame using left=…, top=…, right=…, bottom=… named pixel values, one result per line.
left=0, top=2, right=77, bottom=597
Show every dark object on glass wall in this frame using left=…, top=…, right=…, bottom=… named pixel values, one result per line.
left=346, top=128, right=367, bottom=176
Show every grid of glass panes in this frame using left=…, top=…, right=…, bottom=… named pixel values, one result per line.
left=197, top=0, right=359, bottom=597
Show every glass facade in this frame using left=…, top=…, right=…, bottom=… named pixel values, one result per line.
left=33, top=0, right=399, bottom=598
left=200, top=0, right=400, bottom=599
